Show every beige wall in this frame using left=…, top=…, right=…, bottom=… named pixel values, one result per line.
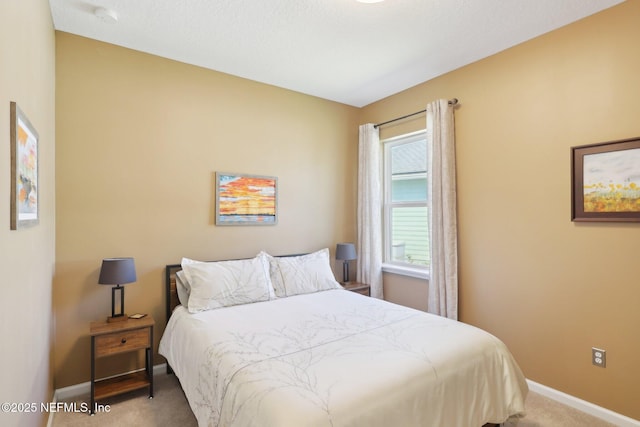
left=362, top=1, right=640, bottom=420
left=0, top=1, right=56, bottom=427
left=382, top=273, right=427, bottom=312
left=54, top=33, right=359, bottom=387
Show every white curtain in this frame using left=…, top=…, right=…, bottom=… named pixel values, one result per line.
left=356, top=124, right=383, bottom=299
left=426, top=99, right=458, bottom=320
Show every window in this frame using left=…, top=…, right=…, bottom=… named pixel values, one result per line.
left=383, top=131, right=429, bottom=271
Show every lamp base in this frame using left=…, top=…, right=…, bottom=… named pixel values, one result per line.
left=108, top=285, right=127, bottom=323
left=342, top=261, right=351, bottom=284
left=107, top=314, right=128, bottom=323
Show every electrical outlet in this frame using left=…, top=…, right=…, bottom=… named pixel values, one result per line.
left=592, top=347, right=606, bottom=368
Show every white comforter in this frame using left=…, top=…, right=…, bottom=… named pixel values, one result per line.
left=159, top=289, right=527, bottom=427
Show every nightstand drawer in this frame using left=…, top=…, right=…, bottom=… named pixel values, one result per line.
left=95, top=328, right=150, bottom=357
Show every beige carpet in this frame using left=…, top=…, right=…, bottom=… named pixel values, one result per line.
left=52, top=374, right=617, bottom=427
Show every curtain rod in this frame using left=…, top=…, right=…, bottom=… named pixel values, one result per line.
left=374, top=98, right=459, bottom=129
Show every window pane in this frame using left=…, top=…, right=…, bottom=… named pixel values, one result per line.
left=391, top=176, right=427, bottom=202
left=390, top=206, right=429, bottom=266
left=390, top=139, right=427, bottom=202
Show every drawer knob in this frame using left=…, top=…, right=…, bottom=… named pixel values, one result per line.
left=121, top=338, right=127, bottom=344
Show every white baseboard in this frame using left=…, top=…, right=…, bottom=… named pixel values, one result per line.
left=526, top=379, right=640, bottom=427
left=48, top=363, right=167, bottom=426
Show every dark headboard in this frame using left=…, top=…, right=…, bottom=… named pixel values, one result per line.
left=164, top=263, right=183, bottom=327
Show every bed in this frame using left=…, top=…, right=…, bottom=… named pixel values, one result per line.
left=159, top=249, right=528, bottom=427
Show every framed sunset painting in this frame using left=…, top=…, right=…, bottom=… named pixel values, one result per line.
left=572, top=137, right=640, bottom=222
left=215, top=172, right=278, bottom=225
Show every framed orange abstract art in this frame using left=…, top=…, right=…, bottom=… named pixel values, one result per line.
left=572, top=137, right=640, bottom=222
left=215, top=172, right=277, bottom=225
left=10, top=102, right=39, bottom=230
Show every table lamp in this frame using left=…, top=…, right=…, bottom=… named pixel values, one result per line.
left=335, top=243, right=357, bottom=283
left=98, top=257, right=136, bottom=322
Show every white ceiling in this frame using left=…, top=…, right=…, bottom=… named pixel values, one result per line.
left=48, top=0, right=623, bottom=107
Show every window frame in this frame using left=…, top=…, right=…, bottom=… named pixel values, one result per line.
left=382, top=130, right=430, bottom=279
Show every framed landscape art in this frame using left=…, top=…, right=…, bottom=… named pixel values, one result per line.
left=571, top=137, right=640, bottom=222
left=215, top=172, right=277, bottom=225
left=10, top=102, right=39, bottom=229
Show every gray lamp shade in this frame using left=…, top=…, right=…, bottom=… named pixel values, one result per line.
left=98, top=258, right=137, bottom=285
left=335, top=243, right=357, bottom=261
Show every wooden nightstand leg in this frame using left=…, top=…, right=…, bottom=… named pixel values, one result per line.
left=148, top=325, right=154, bottom=398
left=146, top=347, right=153, bottom=398
left=90, top=335, right=95, bottom=415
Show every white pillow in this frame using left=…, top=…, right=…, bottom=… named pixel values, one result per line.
left=175, top=270, right=190, bottom=308
left=181, top=254, right=276, bottom=300
left=265, top=248, right=343, bottom=297
left=181, top=254, right=273, bottom=313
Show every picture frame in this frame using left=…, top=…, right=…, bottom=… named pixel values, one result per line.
left=571, top=137, right=640, bottom=222
left=215, top=172, right=277, bottom=225
left=10, top=102, right=39, bottom=229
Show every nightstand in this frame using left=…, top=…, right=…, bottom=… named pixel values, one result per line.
left=342, top=282, right=371, bottom=296
left=89, top=316, right=154, bottom=415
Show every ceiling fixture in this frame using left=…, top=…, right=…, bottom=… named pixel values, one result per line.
left=94, top=7, right=118, bottom=24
